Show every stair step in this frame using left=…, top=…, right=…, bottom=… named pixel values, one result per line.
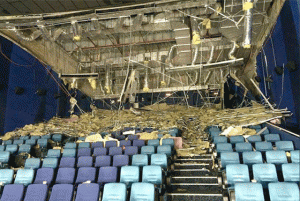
left=172, top=169, right=216, bottom=176
left=166, top=193, right=224, bottom=201
left=169, top=183, right=222, bottom=192
left=170, top=176, right=220, bottom=184
left=176, top=154, right=213, bottom=159
left=173, top=163, right=211, bottom=169
left=175, top=158, right=213, bottom=163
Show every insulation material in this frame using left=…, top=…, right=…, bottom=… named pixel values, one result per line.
left=202, top=18, right=212, bottom=30
left=192, top=32, right=201, bottom=45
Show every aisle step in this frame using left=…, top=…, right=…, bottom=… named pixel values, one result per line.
left=172, top=163, right=211, bottom=169
left=172, top=169, right=215, bottom=176
left=169, top=176, right=220, bottom=184
left=166, top=193, right=224, bottom=201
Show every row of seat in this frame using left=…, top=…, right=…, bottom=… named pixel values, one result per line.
left=234, top=182, right=300, bottom=201
left=0, top=165, right=163, bottom=187
left=23, top=154, right=168, bottom=169
left=213, top=133, right=284, bottom=144
left=225, top=163, right=299, bottom=187
left=216, top=142, right=295, bottom=153
left=220, top=150, right=300, bottom=168
left=1, top=182, right=156, bottom=201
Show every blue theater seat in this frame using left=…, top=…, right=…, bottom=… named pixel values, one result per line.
left=18, top=144, right=31, bottom=154
left=128, top=135, right=139, bottom=140
left=141, top=146, right=155, bottom=155
left=169, top=128, right=179, bottom=137
left=142, top=166, right=162, bottom=185
left=78, top=142, right=90, bottom=149
left=132, top=154, right=148, bottom=166
left=249, top=125, right=261, bottom=130
left=20, top=136, right=30, bottom=140
left=77, top=156, right=93, bottom=168
left=75, top=183, right=100, bottom=201
left=1, top=184, right=24, bottom=201
left=49, top=184, right=74, bottom=201
left=133, top=140, right=145, bottom=147
left=25, top=139, right=36, bottom=146
left=162, top=138, right=174, bottom=147
left=290, top=150, right=300, bottom=163
left=24, top=184, right=48, bottom=201
left=235, top=143, right=252, bottom=152
left=30, top=136, right=40, bottom=140
left=56, top=168, right=75, bottom=184
left=59, top=157, right=75, bottom=168
left=3, top=140, right=12, bottom=145
left=62, top=149, right=76, bottom=158
left=52, top=134, right=62, bottom=142
left=268, top=182, right=300, bottom=201
left=34, top=168, right=54, bottom=185
left=109, top=147, right=122, bottom=156
left=37, top=139, right=48, bottom=148
left=0, top=145, right=5, bottom=151
left=255, top=142, right=273, bottom=152
left=210, top=131, right=222, bottom=138
left=24, top=158, right=41, bottom=169
left=64, top=143, right=77, bottom=149
left=234, top=183, right=264, bottom=201
left=0, top=151, right=10, bottom=163
left=242, top=151, right=263, bottom=166
left=76, top=167, right=96, bottom=184
left=220, top=152, right=240, bottom=168
left=148, top=139, right=160, bottom=147
left=98, top=167, right=118, bottom=186
left=151, top=154, right=167, bottom=169
left=113, top=155, right=129, bottom=167
left=120, top=166, right=139, bottom=187
left=13, top=140, right=24, bottom=145
left=264, top=134, right=280, bottom=142
left=102, top=183, right=126, bottom=201
left=253, top=164, right=278, bottom=188
left=213, top=136, right=227, bottom=144
left=78, top=148, right=91, bottom=157
left=14, top=169, right=34, bottom=186
left=124, top=146, right=138, bottom=156
left=91, top=142, right=103, bottom=148
left=95, top=156, right=111, bottom=167
left=230, top=136, right=244, bottom=144
left=282, top=164, right=300, bottom=182
left=42, top=158, right=58, bottom=169
left=275, top=141, right=294, bottom=151
left=266, top=151, right=288, bottom=165
left=93, top=147, right=107, bottom=156
left=47, top=149, right=61, bottom=158
left=0, top=169, right=14, bottom=185
left=120, top=140, right=131, bottom=147
left=130, top=183, right=155, bottom=201
left=157, top=145, right=172, bottom=156
left=247, top=135, right=262, bottom=143
left=6, top=145, right=18, bottom=154
left=216, top=143, right=233, bottom=153
left=105, top=141, right=117, bottom=148
left=226, top=164, right=250, bottom=186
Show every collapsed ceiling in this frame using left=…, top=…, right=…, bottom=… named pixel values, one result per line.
left=0, top=0, right=286, bottom=102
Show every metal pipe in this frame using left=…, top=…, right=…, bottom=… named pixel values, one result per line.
left=168, top=45, right=178, bottom=67
left=207, top=46, right=215, bottom=64
left=105, top=66, right=111, bottom=94
left=143, top=61, right=149, bottom=91
left=192, top=45, right=199, bottom=66
left=228, top=41, right=237, bottom=60
left=71, top=20, right=82, bottom=41
left=13, top=27, right=42, bottom=41
left=243, top=0, right=254, bottom=48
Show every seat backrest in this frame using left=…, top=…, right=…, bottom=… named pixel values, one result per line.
left=235, top=143, right=252, bottom=152
left=109, top=147, right=123, bottom=156
left=124, top=146, right=138, bottom=156
left=52, top=134, right=62, bottom=142
left=102, top=183, right=126, bottom=201
left=47, top=149, right=61, bottom=158
left=226, top=164, right=250, bottom=185
left=132, top=140, right=145, bottom=147
left=113, top=155, right=129, bottom=167
left=34, top=168, right=54, bottom=185
left=216, top=143, right=233, bottom=153
left=151, top=154, right=167, bottom=168
left=18, top=144, right=31, bottom=154
left=290, top=150, right=300, bottom=163
left=242, top=151, right=263, bottom=165
left=95, top=155, right=111, bottom=167
left=157, top=145, right=172, bottom=156
left=105, top=141, right=117, bottom=148
left=268, top=182, right=300, bottom=201
left=141, top=146, right=155, bottom=155
left=275, top=141, right=294, bottom=151
left=62, top=149, right=76, bottom=158
left=98, top=167, right=118, bottom=184
left=0, top=169, right=14, bottom=184
left=120, top=166, right=139, bottom=186
left=56, top=168, right=75, bottom=184
left=234, top=183, right=264, bottom=201
left=253, top=164, right=278, bottom=187
left=266, top=151, right=288, bottom=164
left=37, top=139, right=48, bottom=148
left=213, top=136, right=227, bottom=144
left=41, top=135, right=51, bottom=139
left=93, top=147, right=107, bottom=156
left=59, top=157, right=76, bottom=168
left=77, top=156, right=93, bottom=168
left=30, top=136, right=41, bottom=140
left=142, top=165, right=162, bottom=185
left=3, top=140, right=12, bottom=145
left=75, top=183, right=100, bottom=201
left=130, top=183, right=155, bottom=201
left=220, top=152, right=240, bottom=167
left=76, top=167, right=96, bottom=184
left=1, top=184, right=24, bottom=201
left=162, top=138, right=175, bottom=147
left=64, top=143, right=77, bottom=149
left=5, top=144, right=18, bottom=153
left=132, top=154, right=148, bottom=166
left=14, top=169, right=34, bottom=186
left=13, top=140, right=24, bottom=145
left=78, top=142, right=90, bottom=149
left=77, top=148, right=91, bottom=157
left=148, top=140, right=159, bottom=147
left=128, top=135, right=139, bottom=140
left=49, top=184, right=74, bottom=201
left=25, top=139, right=36, bottom=146
left=91, top=142, right=103, bottom=149
left=230, top=136, right=244, bottom=144
left=255, top=142, right=273, bottom=151
left=120, top=140, right=131, bottom=147
left=25, top=158, right=41, bottom=169
left=264, top=134, right=280, bottom=142
left=282, top=163, right=300, bottom=182
left=0, top=145, right=5, bottom=151
left=247, top=135, right=262, bottom=143
left=0, top=151, right=10, bottom=163
left=24, top=184, right=48, bottom=201
left=42, top=158, right=58, bottom=168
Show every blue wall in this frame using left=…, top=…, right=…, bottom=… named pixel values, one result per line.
left=256, top=0, right=300, bottom=132
left=0, top=40, right=71, bottom=135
